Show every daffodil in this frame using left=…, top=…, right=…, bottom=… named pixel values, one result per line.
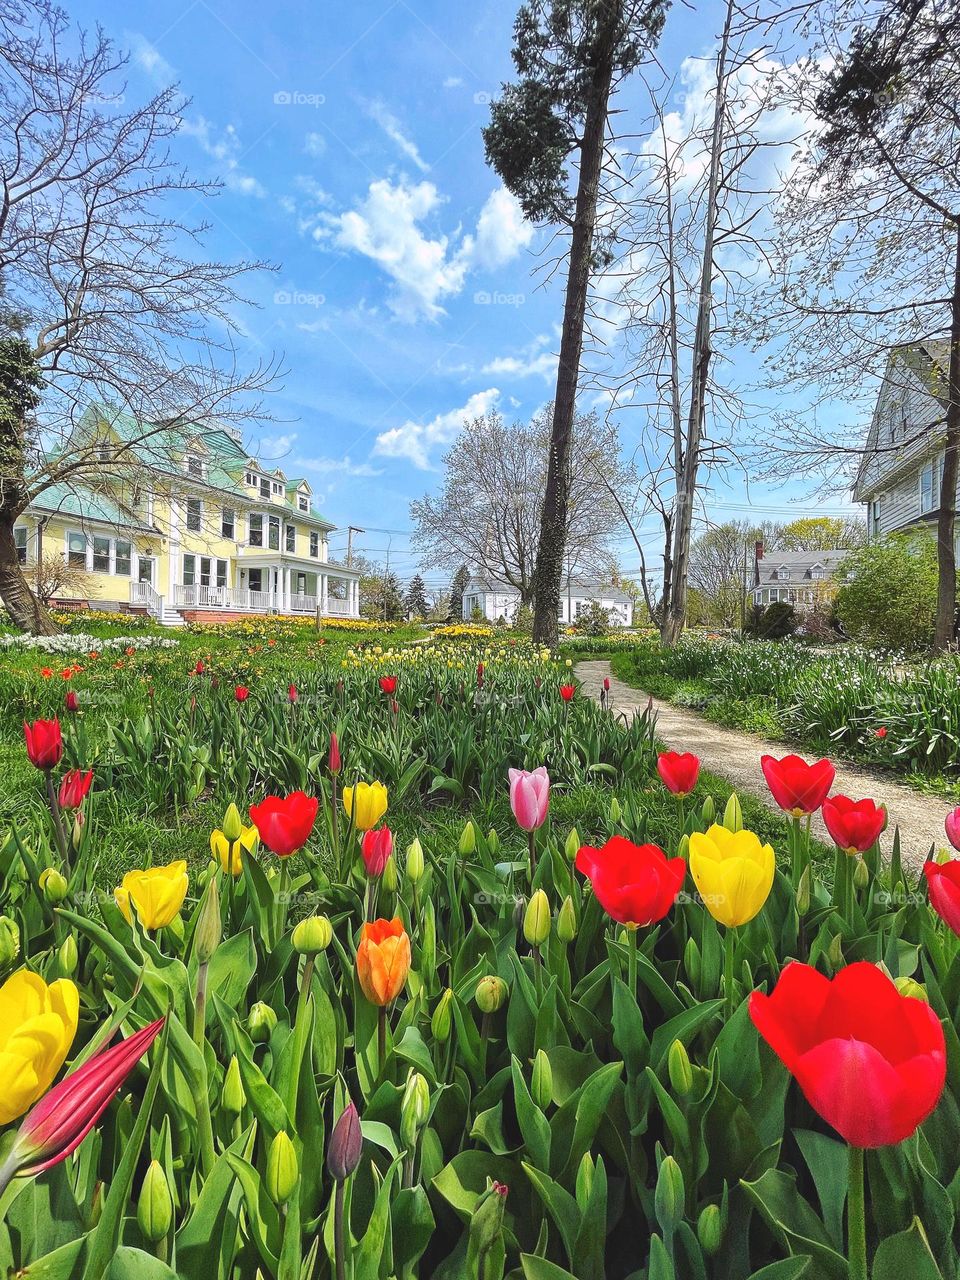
left=343, top=781, right=389, bottom=831
left=688, top=824, right=775, bottom=928
left=0, top=970, right=79, bottom=1124
left=115, top=860, right=189, bottom=930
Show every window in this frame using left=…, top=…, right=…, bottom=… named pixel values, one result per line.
left=249, top=513, right=263, bottom=547
left=186, top=456, right=204, bottom=479
left=98, top=443, right=112, bottom=463
left=248, top=568, right=263, bottom=593
left=310, top=531, right=319, bottom=558
left=14, top=526, right=27, bottom=563
left=115, top=540, right=131, bottom=575
left=260, top=477, right=271, bottom=499
left=138, top=558, right=153, bottom=585
left=285, top=523, right=296, bottom=552
left=268, top=515, right=281, bottom=550
left=273, top=482, right=283, bottom=495
left=183, top=554, right=196, bottom=586
left=871, top=499, right=882, bottom=537
left=245, top=470, right=255, bottom=486
left=296, top=572, right=307, bottom=593
left=199, top=557, right=212, bottom=587
left=921, top=456, right=942, bottom=514
left=222, top=508, right=235, bottom=539
left=93, top=536, right=111, bottom=572
left=186, top=498, right=202, bottom=531
left=298, top=494, right=309, bottom=512
left=217, top=559, right=227, bottom=588
left=68, top=532, right=87, bottom=567
left=777, top=567, right=790, bottom=581
left=811, top=567, right=825, bottom=580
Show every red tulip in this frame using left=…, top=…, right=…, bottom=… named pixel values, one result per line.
left=391, top=699, right=399, bottom=716
left=945, top=807, right=960, bottom=851
left=194, top=659, right=205, bottom=675
left=379, top=676, right=397, bottom=696
left=821, top=795, right=886, bottom=854
left=235, top=686, right=249, bottom=703
left=924, top=860, right=960, bottom=935
left=657, top=751, right=700, bottom=797
left=3, top=1018, right=165, bottom=1176
left=24, top=719, right=63, bottom=771
left=760, top=754, right=835, bottom=817
left=250, top=791, right=319, bottom=856
left=361, top=827, right=393, bottom=876
left=288, top=684, right=298, bottom=703
left=58, top=769, right=93, bottom=812
left=749, top=962, right=945, bottom=1147
left=560, top=684, right=575, bottom=702
left=64, top=691, right=79, bottom=713
left=575, top=836, right=686, bottom=927
left=875, top=726, right=887, bottom=739
left=603, top=677, right=611, bottom=692
left=329, top=732, right=341, bottom=775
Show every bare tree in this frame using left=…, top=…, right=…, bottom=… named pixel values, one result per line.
left=411, top=407, right=630, bottom=602
left=31, top=551, right=93, bottom=606
left=0, top=0, right=279, bottom=632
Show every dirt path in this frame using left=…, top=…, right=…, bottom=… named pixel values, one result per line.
left=576, top=658, right=952, bottom=873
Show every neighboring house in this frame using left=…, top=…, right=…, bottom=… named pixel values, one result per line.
left=462, top=575, right=635, bottom=627
left=13, top=407, right=361, bottom=626
left=752, top=545, right=847, bottom=611
left=854, top=340, right=951, bottom=539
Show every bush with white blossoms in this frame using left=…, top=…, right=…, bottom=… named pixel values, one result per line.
left=0, top=632, right=180, bottom=653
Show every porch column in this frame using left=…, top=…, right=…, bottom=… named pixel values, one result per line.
left=320, top=572, right=328, bottom=616
left=351, top=579, right=358, bottom=617
left=283, top=566, right=291, bottom=612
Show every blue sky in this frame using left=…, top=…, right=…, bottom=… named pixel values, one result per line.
left=73, top=0, right=862, bottom=589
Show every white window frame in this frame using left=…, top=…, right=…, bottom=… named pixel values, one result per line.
left=298, top=494, right=309, bottom=512
left=115, top=539, right=132, bottom=576
left=259, top=476, right=271, bottom=499
left=14, top=525, right=28, bottom=564
left=285, top=523, right=296, bottom=552
left=66, top=530, right=88, bottom=568
left=183, top=553, right=196, bottom=586
left=920, top=456, right=942, bottom=515
left=185, top=455, right=205, bottom=480
left=222, top=508, right=235, bottom=539
left=309, top=531, right=319, bottom=558
left=186, top=497, right=202, bottom=532
left=92, top=534, right=111, bottom=573
left=268, top=515, right=281, bottom=551
left=871, top=499, right=882, bottom=537
left=249, top=513, right=264, bottom=547
left=777, top=566, right=790, bottom=581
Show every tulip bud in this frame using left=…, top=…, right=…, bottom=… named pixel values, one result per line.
left=329, top=732, right=342, bottom=775
left=193, top=876, right=221, bottom=965
left=58, top=934, right=78, bottom=976
left=487, top=828, right=499, bottom=855
left=531, top=1050, right=552, bottom=1110
left=700, top=795, right=715, bottom=825
left=406, top=838, right=425, bottom=883
left=248, top=1001, right=277, bottom=1043
left=557, top=895, right=577, bottom=943
left=564, top=828, right=580, bottom=862
left=420, top=902, right=436, bottom=976
left=39, top=867, right=68, bottom=904
left=609, top=796, right=622, bottom=824
left=400, top=1071, right=430, bottom=1149
left=523, top=890, right=551, bottom=947
left=432, top=988, right=454, bottom=1042
left=722, top=792, right=743, bottom=833
left=459, top=821, right=476, bottom=857
left=469, top=1180, right=508, bottom=1259
left=292, top=915, right=333, bottom=955
left=677, top=833, right=690, bottom=861
left=327, top=1101, right=362, bottom=1181
left=476, top=975, right=507, bottom=1014
left=0, top=916, right=20, bottom=967
left=796, top=864, right=811, bottom=916
left=221, top=802, right=244, bottom=842
left=266, top=1131, right=299, bottom=1204
left=137, top=1160, right=173, bottom=1243
left=668, top=1039, right=694, bottom=1097
left=684, top=937, right=701, bottom=987
left=382, top=854, right=398, bottom=893
left=697, top=1203, right=723, bottom=1255
left=894, top=975, right=927, bottom=1001
left=654, top=1156, right=685, bottom=1237
left=575, top=1152, right=595, bottom=1206
left=827, top=933, right=843, bottom=967
left=853, top=857, right=869, bottom=890
left=223, top=1055, right=247, bottom=1114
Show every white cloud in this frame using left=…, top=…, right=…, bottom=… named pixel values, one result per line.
left=178, top=116, right=265, bottom=197
left=470, top=187, right=534, bottom=269
left=443, top=76, right=464, bottom=89
left=304, top=131, right=327, bottom=158
left=258, top=432, right=299, bottom=459
left=318, top=181, right=533, bottom=322
left=365, top=99, right=430, bottom=172
left=126, top=33, right=175, bottom=84
left=294, top=454, right=384, bottom=478
left=374, top=388, right=501, bottom=469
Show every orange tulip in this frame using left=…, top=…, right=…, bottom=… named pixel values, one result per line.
left=356, top=917, right=410, bottom=1007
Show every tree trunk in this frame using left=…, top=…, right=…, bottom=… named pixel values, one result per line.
left=934, top=223, right=960, bottom=652
left=0, top=515, right=55, bottom=633
left=531, top=9, right=619, bottom=647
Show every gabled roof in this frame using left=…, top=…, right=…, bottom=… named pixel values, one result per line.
left=29, top=481, right=160, bottom=534
left=757, top=549, right=847, bottom=585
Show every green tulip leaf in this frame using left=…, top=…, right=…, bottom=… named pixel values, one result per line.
left=871, top=1217, right=943, bottom=1280
left=520, top=1257, right=579, bottom=1280
left=103, top=1248, right=180, bottom=1279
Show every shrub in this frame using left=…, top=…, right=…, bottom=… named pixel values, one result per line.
left=574, top=599, right=613, bottom=636
left=746, top=601, right=797, bottom=639
left=834, top=529, right=939, bottom=650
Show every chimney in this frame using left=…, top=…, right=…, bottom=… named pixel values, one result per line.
left=755, top=540, right=764, bottom=561
left=753, top=540, right=764, bottom=589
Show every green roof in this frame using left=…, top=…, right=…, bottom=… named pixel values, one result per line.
left=30, top=481, right=158, bottom=532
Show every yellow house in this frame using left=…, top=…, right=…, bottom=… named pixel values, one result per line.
left=14, top=409, right=361, bottom=625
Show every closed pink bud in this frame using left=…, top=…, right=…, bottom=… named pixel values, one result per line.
left=509, top=767, right=550, bottom=832
left=946, top=807, right=960, bottom=852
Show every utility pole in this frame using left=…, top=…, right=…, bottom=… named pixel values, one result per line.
left=346, top=525, right=364, bottom=568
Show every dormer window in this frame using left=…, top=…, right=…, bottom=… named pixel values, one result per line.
left=186, top=455, right=204, bottom=479
left=298, top=494, right=309, bottom=513
left=259, top=476, right=271, bottom=499
left=777, top=566, right=790, bottom=581
left=244, top=470, right=256, bottom=486
left=273, top=481, right=283, bottom=495
left=810, top=565, right=825, bottom=580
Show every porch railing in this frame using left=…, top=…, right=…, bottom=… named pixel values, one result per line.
left=129, top=581, right=162, bottom=617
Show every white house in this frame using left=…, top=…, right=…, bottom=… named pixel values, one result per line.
left=462, top=575, right=635, bottom=627
left=854, top=340, right=952, bottom=539
left=752, top=545, right=847, bottom=611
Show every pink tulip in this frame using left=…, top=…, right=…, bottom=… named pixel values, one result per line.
left=946, top=807, right=960, bottom=852
left=1, top=1017, right=165, bottom=1180
left=509, top=767, right=550, bottom=832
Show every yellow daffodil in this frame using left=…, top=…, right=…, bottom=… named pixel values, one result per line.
left=115, top=860, right=189, bottom=930
left=688, top=824, right=775, bottom=928
left=0, top=969, right=79, bottom=1124
left=343, top=781, right=389, bottom=831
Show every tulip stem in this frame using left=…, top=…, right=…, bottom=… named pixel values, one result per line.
left=378, top=1006, right=387, bottom=1073
left=193, top=960, right=208, bottom=1047
left=528, top=830, right=537, bottom=883
left=848, top=1145, right=867, bottom=1280
left=627, top=926, right=638, bottom=1002
left=0, top=1153, right=17, bottom=1201
left=723, top=928, right=736, bottom=1020
left=334, top=1179, right=346, bottom=1280
left=45, top=772, right=70, bottom=868
left=275, top=861, right=289, bottom=945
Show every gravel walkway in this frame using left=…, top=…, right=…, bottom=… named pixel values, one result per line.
left=576, top=658, right=953, bottom=873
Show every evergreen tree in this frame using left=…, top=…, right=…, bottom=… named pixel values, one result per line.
left=448, top=565, right=470, bottom=621
left=405, top=573, right=429, bottom=618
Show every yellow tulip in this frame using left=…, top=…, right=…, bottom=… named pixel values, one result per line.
left=115, top=860, right=189, bottom=930
left=343, top=781, right=388, bottom=832
left=210, top=825, right=259, bottom=876
left=0, top=969, right=79, bottom=1124
left=688, top=824, right=775, bottom=928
